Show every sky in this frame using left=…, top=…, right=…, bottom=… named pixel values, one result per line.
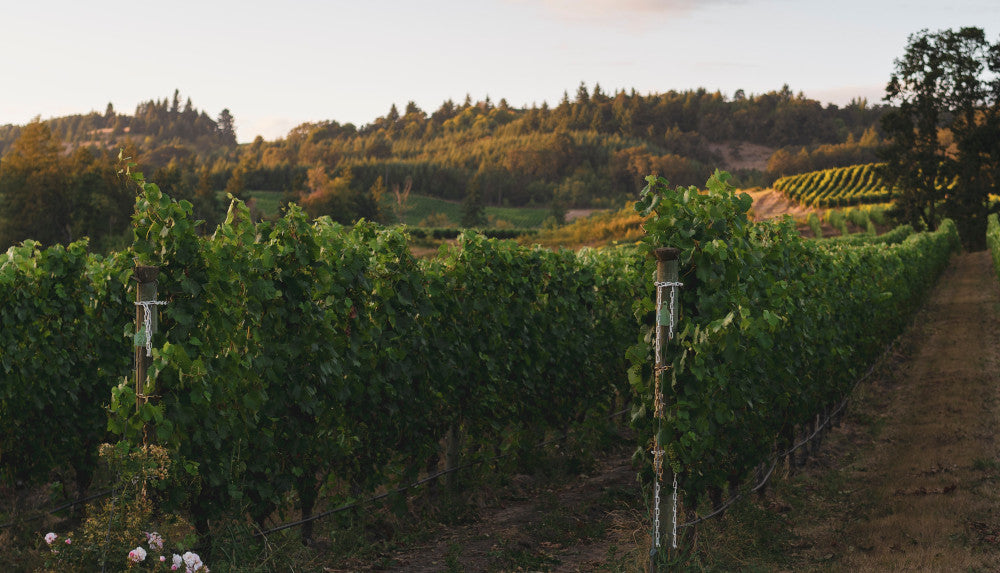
left=2, top=0, right=997, bottom=143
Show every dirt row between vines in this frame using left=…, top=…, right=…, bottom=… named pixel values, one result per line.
left=342, top=249, right=1000, bottom=572
left=767, top=249, right=1000, bottom=572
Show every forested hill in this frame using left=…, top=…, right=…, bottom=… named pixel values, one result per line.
left=0, top=90, right=236, bottom=159
left=249, top=84, right=886, bottom=209
left=0, top=85, right=887, bottom=248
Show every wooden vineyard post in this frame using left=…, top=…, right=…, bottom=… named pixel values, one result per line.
left=650, top=247, right=681, bottom=572
left=133, top=264, right=161, bottom=446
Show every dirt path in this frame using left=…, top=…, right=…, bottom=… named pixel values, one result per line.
left=746, top=188, right=820, bottom=221
left=782, top=250, right=1000, bottom=571
left=370, top=445, right=643, bottom=572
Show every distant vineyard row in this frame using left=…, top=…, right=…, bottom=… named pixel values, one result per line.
left=773, top=163, right=892, bottom=207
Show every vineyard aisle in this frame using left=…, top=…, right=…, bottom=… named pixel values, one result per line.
left=781, top=250, right=1000, bottom=571
left=351, top=252, right=1000, bottom=572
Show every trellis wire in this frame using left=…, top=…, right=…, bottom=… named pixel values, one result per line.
left=674, top=340, right=891, bottom=530
left=0, top=488, right=114, bottom=530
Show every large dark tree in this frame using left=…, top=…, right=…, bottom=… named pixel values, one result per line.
left=0, top=121, right=131, bottom=250
left=217, top=108, right=237, bottom=146
left=0, top=121, right=70, bottom=248
left=880, top=27, right=1000, bottom=249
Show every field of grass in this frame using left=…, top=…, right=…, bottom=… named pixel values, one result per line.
left=245, top=190, right=284, bottom=218
left=390, top=194, right=551, bottom=228
left=241, top=191, right=552, bottom=229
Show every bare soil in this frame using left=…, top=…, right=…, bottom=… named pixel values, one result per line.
left=565, top=209, right=597, bottom=222
left=769, top=250, right=1000, bottom=572
left=746, top=188, right=820, bottom=222
left=381, top=453, right=642, bottom=572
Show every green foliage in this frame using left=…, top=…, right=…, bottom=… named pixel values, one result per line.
left=880, top=27, right=1000, bottom=250
left=0, top=86, right=889, bottom=235
left=988, top=214, right=1000, bottom=281
left=0, top=238, right=130, bottom=490
left=773, top=163, right=891, bottom=207
left=405, top=227, right=537, bottom=241
left=243, top=190, right=283, bottom=218
left=822, top=223, right=915, bottom=246
left=0, top=122, right=134, bottom=250
left=391, top=193, right=550, bottom=228
left=98, top=169, right=643, bottom=540
left=845, top=206, right=871, bottom=229
left=825, top=209, right=849, bottom=236
left=766, top=126, right=883, bottom=179
left=807, top=212, right=823, bottom=238
left=628, top=171, right=958, bottom=556
left=460, top=183, right=486, bottom=227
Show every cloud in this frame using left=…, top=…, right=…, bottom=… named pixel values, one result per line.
left=511, top=0, right=744, bottom=21
left=806, top=84, right=888, bottom=107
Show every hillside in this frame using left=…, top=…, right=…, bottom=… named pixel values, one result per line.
left=0, top=86, right=889, bottom=250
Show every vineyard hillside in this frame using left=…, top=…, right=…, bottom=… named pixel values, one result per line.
left=773, top=162, right=892, bottom=207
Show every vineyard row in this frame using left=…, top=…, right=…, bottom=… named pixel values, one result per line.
left=630, top=173, right=959, bottom=545
left=1, top=172, right=959, bottom=557
left=773, top=162, right=893, bottom=207
left=0, top=185, right=644, bottom=539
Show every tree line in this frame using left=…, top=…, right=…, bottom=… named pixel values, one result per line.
left=0, top=86, right=887, bottom=250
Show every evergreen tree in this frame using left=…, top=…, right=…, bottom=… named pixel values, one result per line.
left=217, top=108, right=237, bottom=146
left=386, top=104, right=400, bottom=123
left=461, top=181, right=485, bottom=227
left=366, top=175, right=387, bottom=223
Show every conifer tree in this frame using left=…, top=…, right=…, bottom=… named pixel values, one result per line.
left=217, top=108, right=237, bottom=146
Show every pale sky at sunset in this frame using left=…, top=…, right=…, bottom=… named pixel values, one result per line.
left=3, top=0, right=997, bottom=142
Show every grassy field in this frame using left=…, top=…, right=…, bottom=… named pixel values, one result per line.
left=245, top=190, right=284, bottom=218
left=391, top=194, right=551, bottom=228
left=241, top=191, right=552, bottom=229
